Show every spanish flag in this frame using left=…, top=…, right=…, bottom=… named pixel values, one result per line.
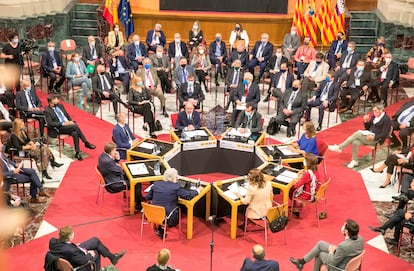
left=103, top=0, right=118, bottom=26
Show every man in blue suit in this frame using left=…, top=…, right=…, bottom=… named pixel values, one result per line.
left=178, top=74, right=205, bottom=110
left=109, top=49, right=131, bottom=94
left=231, top=72, right=260, bottom=126
left=240, top=244, right=280, bottom=271
left=327, top=32, right=348, bottom=69
left=209, top=33, right=228, bottom=81
left=173, top=57, right=198, bottom=89
left=127, top=34, right=147, bottom=71
left=41, top=41, right=65, bottom=93
left=112, top=113, right=139, bottom=160
left=248, top=33, right=274, bottom=80
left=175, top=103, right=201, bottom=131
left=146, top=23, right=166, bottom=52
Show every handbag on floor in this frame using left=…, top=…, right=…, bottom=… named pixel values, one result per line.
left=155, top=120, right=163, bottom=131
left=269, top=208, right=288, bottom=233
left=266, top=117, right=277, bottom=135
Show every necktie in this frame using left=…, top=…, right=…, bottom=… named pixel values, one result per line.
left=123, top=126, right=132, bottom=141
left=1, top=155, right=13, bottom=171
left=146, top=70, right=154, bottom=88
left=288, top=91, right=297, bottom=104
left=27, top=91, right=36, bottom=107
left=256, top=43, right=264, bottom=58
left=54, top=107, right=67, bottom=123
left=182, top=69, right=187, bottom=83
left=335, top=41, right=342, bottom=54
left=274, top=58, right=280, bottom=70
left=50, top=52, right=56, bottom=63
left=188, top=114, right=192, bottom=121
left=313, top=62, right=319, bottom=72
left=101, top=74, right=110, bottom=91
left=246, top=115, right=252, bottom=129
left=188, top=85, right=193, bottom=96
left=244, top=85, right=249, bottom=96
left=232, top=71, right=239, bottom=84
left=91, top=47, right=95, bottom=58
left=280, top=74, right=286, bottom=92
left=398, top=107, right=414, bottom=124
left=321, top=83, right=330, bottom=97
left=136, top=45, right=141, bottom=57
left=344, top=53, right=352, bottom=68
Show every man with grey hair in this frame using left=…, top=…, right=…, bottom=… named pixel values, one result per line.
left=41, top=41, right=65, bottom=93
left=248, top=33, right=274, bottom=81
left=145, top=168, right=199, bottom=238
left=240, top=244, right=280, bottom=271
left=146, top=23, right=166, bottom=52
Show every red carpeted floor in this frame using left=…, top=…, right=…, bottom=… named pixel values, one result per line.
left=5, top=94, right=414, bottom=270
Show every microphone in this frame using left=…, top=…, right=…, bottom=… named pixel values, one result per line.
left=208, top=215, right=216, bottom=224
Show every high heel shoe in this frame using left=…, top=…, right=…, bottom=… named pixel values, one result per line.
left=42, top=170, right=52, bottom=179
left=370, top=168, right=383, bottom=174
left=51, top=160, right=64, bottom=169
left=379, top=183, right=390, bottom=188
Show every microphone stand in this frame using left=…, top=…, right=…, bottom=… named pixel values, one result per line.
left=208, top=215, right=216, bottom=271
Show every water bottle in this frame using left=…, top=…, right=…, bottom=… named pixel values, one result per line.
left=154, top=161, right=160, bottom=175
left=196, top=178, right=201, bottom=188
left=152, top=142, right=158, bottom=155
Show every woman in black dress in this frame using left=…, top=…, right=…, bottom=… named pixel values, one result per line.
left=188, top=20, right=203, bottom=51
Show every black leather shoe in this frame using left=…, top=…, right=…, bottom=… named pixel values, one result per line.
left=75, top=153, right=83, bottom=161
left=142, top=124, right=148, bottom=131
left=385, top=237, right=398, bottom=246
left=42, top=170, right=52, bottom=179
left=51, top=161, right=64, bottom=168
left=111, top=249, right=126, bottom=265
left=163, top=111, right=169, bottom=117
left=85, top=142, right=96, bottom=149
left=286, top=129, right=292, bottom=138
left=316, top=125, right=322, bottom=131
left=291, top=128, right=296, bottom=137
left=392, top=194, right=409, bottom=202
left=155, top=229, right=167, bottom=239
left=150, top=133, right=157, bottom=139
left=369, top=226, right=385, bottom=235
left=289, top=257, right=304, bottom=271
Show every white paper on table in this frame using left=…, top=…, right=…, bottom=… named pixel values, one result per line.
left=128, top=163, right=149, bottom=175
left=144, top=184, right=153, bottom=193
left=223, top=190, right=239, bottom=200
left=275, top=175, right=295, bottom=184
left=236, top=104, right=246, bottom=111
left=280, top=170, right=299, bottom=179
left=277, top=145, right=297, bottom=156
left=227, top=128, right=251, bottom=138
left=358, top=130, right=375, bottom=136
left=139, top=142, right=155, bottom=150
left=183, top=129, right=208, bottom=138
left=227, top=182, right=247, bottom=197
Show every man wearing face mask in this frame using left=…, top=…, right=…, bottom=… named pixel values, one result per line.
left=336, top=41, right=359, bottom=73
left=370, top=53, right=399, bottom=106
left=82, top=36, right=104, bottom=69
left=173, top=57, right=197, bottom=90
left=265, top=62, right=294, bottom=104
left=15, top=79, right=46, bottom=137
left=107, top=23, right=124, bottom=51
left=146, top=23, right=166, bottom=53
left=178, top=74, right=204, bottom=110
left=176, top=102, right=201, bottom=131
left=231, top=72, right=260, bottom=126
left=112, top=113, right=139, bottom=160
left=305, top=72, right=338, bottom=131
left=41, top=41, right=65, bottom=93
left=301, top=52, right=330, bottom=93
left=265, top=47, right=288, bottom=76
left=290, top=219, right=364, bottom=271
left=248, top=33, right=274, bottom=81
left=327, top=32, right=348, bottom=69
left=338, top=60, right=371, bottom=113
left=209, top=33, right=228, bottom=82
left=136, top=58, right=168, bottom=117
left=225, top=60, right=244, bottom=111
left=275, top=79, right=307, bottom=137
left=294, top=36, right=316, bottom=80
left=235, top=103, right=262, bottom=134
left=150, top=46, right=171, bottom=93
left=127, top=34, right=147, bottom=71
left=228, top=43, right=249, bottom=71
left=282, top=26, right=301, bottom=60
left=1, top=33, right=23, bottom=92
left=168, top=33, right=189, bottom=69
left=109, top=49, right=131, bottom=94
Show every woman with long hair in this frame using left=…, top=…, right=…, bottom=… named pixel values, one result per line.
left=191, top=44, right=211, bottom=92
left=188, top=20, right=203, bottom=51
left=229, top=22, right=249, bottom=51
left=291, top=121, right=318, bottom=156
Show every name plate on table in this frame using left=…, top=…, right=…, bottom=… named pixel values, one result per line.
left=255, top=146, right=269, bottom=163
left=164, top=144, right=181, bottom=164
left=183, top=140, right=217, bottom=151
left=220, top=139, right=254, bottom=153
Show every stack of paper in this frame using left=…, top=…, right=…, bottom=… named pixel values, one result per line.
left=275, top=170, right=298, bottom=184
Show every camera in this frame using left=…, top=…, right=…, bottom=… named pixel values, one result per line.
left=20, top=38, right=38, bottom=53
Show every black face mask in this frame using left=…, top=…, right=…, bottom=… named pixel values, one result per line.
left=292, top=87, right=298, bottom=91
left=99, top=72, right=105, bottom=75
left=181, top=64, right=186, bottom=68
left=279, top=69, right=286, bottom=73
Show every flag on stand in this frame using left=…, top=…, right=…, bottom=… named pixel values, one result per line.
left=103, top=0, right=115, bottom=26
left=293, top=0, right=305, bottom=37
left=331, top=0, right=346, bottom=35
left=316, top=0, right=334, bottom=45
left=118, top=0, right=134, bottom=40
left=304, top=0, right=317, bottom=47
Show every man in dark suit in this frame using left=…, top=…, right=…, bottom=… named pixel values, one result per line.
left=127, top=34, right=147, bottom=71
left=265, top=47, right=289, bottom=75
left=41, top=41, right=65, bottom=93
left=175, top=103, right=201, bottom=131
left=231, top=72, right=260, bottom=126
left=370, top=53, right=399, bottom=106
left=240, top=244, right=280, bottom=271
left=82, top=36, right=104, bottom=70
left=168, top=33, right=189, bottom=68
left=146, top=23, right=166, bottom=52
left=112, top=113, right=139, bottom=160
left=209, top=33, right=228, bottom=81
left=290, top=219, right=364, bottom=271
left=109, top=49, right=131, bottom=94
left=327, top=32, right=348, bottom=69
left=16, top=79, right=46, bottom=137
left=225, top=60, right=244, bottom=110
left=173, top=57, right=197, bottom=89
left=235, top=103, right=263, bottom=134
left=264, top=62, right=294, bottom=102
left=282, top=26, right=301, bottom=60
left=151, top=45, right=171, bottom=93
left=98, top=142, right=143, bottom=211
left=338, top=60, right=371, bottom=113
left=248, top=33, right=274, bottom=80
left=228, top=43, right=249, bottom=71
left=44, top=94, right=96, bottom=161
left=178, top=74, right=205, bottom=110
left=305, top=72, right=338, bottom=131
left=49, top=225, right=125, bottom=271
left=145, top=168, right=199, bottom=238
left=336, top=41, right=360, bottom=72
left=275, top=79, right=307, bottom=137
left=390, top=98, right=414, bottom=148
left=92, top=64, right=128, bottom=116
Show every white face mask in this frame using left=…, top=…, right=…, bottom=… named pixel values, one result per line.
left=175, top=38, right=181, bottom=43
left=291, top=31, right=296, bottom=35
left=134, top=41, right=140, bottom=46
left=114, top=27, right=119, bottom=31
left=74, top=56, right=80, bottom=62
left=275, top=52, right=282, bottom=57
left=385, top=58, right=392, bottom=64
left=156, top=52, right=163, bottom=58
left=48, top=47, right=55, bottom=52
left=90, top=41, right=95, bottom=47
left=199, top=50, right=204, bottom=54
left=261, top=39, right=266, bottom=43
left=12, top=38, right=18, bottom=44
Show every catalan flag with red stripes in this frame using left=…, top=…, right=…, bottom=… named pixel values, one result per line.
left=331, top=0, right=346, bottom=35
left=293, top=0, right=305, bottom=37
left=316, top=0, right=334, bottom=45
left=304, top=0, right=317, bottom=47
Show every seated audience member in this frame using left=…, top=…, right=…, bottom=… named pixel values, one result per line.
left=15, top=79, right=46, bottom=137
left=304, top=72, right=338, bottom=131
left=175, top=103, right=201, bottom=131
left=44, top=94, right=96, bottom=161
left=228, top=43, right=249, bottom=71
left=301, top=52, right=330, bottom=93
left=107, top=23, right=124, bottom=51
left=389, top=98, right=414, bottom=149
left=0, top=79, right=16, bottom=118
left=327, top=31, right=348, bottom=69
left=335, top=41, right=359, bottom=73
left=173, top=57, right=197, bottom=90
left=291, top=121, right=318, bottom=156
left=188, top=20, right=203, bottom=51
left=146, top=23, right=166, bottom=52
left=1, top=140, right=50, bottom=203
left=264, top=47, right=288, bottom=89
left=294, top=36, right=316, bottom=80
left=137, top=58, right=168, bottom=117
left=225, top=60, right=244, bottom=111
left=391, top=173, right=414, bottom=210
left=209, top=33, right=228, bottom=82
left=49, top=225, right=126, bottom=270
left=178, top=74, right=205, bottom=110
left=290, top=219, right=364, bottom=271
left=82, top=35, right=104, bottom=68
left=112, top=113, right=139, bottom=160
left=248, top=33, right=274, bottom=80
left=109, top=49, right=131, bottom=94
left=145, top=168, right=199, bottom=238
left=127, top=34, right=147, bottom=71
left=9, top=118, right=63, bottom=180
left=191, top=45, right=211, bottom=92
left=369, top=53, right=399, bottom=106
left=41, top=41, right=65, bottom=93
left=290, top=153, right=320, bottom=217
left=369, top=209, right=414, bottom=246
left=264, top=62, right=294, bottom=103
left=338, top=60, right=371, bottom=113
left=235, top=103, right=263, bottom=134
left=240, top=244, right=280, bottom=271
left=151, top=45, right=171, bottom=93
left=282, top=26, right=300, bottom=60
left=229, top=22, right=249, bottom=51
left=366, top=36, right=388, bottom=69
left=275, top=79, right=307, bottom=138
left=92, top=64, right=128, bottom=116
left=237, top=168, right=272, bottom=230
left=98, top=142, right=143, bottom=211
left=328, top=103, right=391, bottom=168
left=168, top=33, right=189, bottom=69
left=66, top=52, right=91, bottom=109
left=146, top=248, right=176, bottom=271
left=128, top=76, right=157, bottom=138
left=231, top=72, right=260, bottom=126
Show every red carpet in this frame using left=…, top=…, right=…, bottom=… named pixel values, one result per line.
left=5, top=93, right=414, bottom=270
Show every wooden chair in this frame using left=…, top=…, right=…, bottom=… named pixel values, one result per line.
left=397, top=222, right=414, bottom=257
left=399, top=57, right=414, bottom=87
left=320, top=250, right=365, bottom=271
left=170, top=112, right=178, bottom=129
left=366, top=127, right=393, bottom=168
left=316, top=139, right=328, bottom=181
left=56, top=257, right=95, bottom=271
left=141, top=202, right=181, bottom=244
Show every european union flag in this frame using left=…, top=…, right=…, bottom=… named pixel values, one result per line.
left=118, top=0, right=134, bottom=40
